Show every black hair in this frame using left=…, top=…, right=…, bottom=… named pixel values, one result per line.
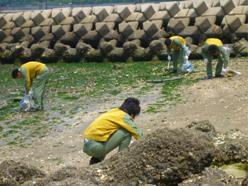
left=165, top=38, right=172, bottom=46
left=11, top=68, right=19, bottom=79
left=119, top=97, right=140, bottom=117
left=208, top=45, right=219, bottom=55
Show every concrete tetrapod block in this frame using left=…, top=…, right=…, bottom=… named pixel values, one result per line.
left=119, top=22, right=139, bottom=38
left=193, top=0, right=209, bottom=15
left=0, top=29, right=6, bottom=42
left=51, top=9, right=66, bottom=24
left=179, top=1, right=193, bottom=9
left=81, top=31, right=100, bottom=44
left=31, top=10, right=44, bottom=26
left=41, top=9, right=52, bottom=19
left=39, top=18, right=54, bottom=26
left=222, top=15, right=246, bottom=32
left=174, top=9, right=189, bottom=18
left=149, top=11, right=170, bottom=21
left=141, top=4, right=158, bottom=19
left=208, top=0, right=221, bottom=7
left=0, top=13, right=13, bottom=29
left=80, top=15, right=97, bottom=24
left=11, top=27, right=30, bottom=41
left=73, top=23, right=92, bottom=37
left=0, top=14, right=6, bottom=28
left=205, top=25, right=223, bottom=37
left=229, top=6, right=247, bottom=15
left=76, top=41, right=92, bottom=56
left=72, top=7, right=92, bottom=23
left=2, top=22, right=15, bottom=30
left=236, top=24, right=248, bottom=37
left=93, top=6, right=113, bottom=22
left=115, top=5, right=136, bottom=20
left=202, top=7, right=225, bottom=17
left=103, top=14, right=122, bottom=23
left=168, top=18, right=190, bottom=34
left=125, top=12, right=146, bottom=22
left=2, top=36, right=14, bottom=43
left=31, top=26, right=50, bottom=41
left=128, top=30, right=147, bottom=40
left=52, top=25, right=70, bottom=39
left=160, top=2, right=180, bottom=17
left=239, top=0, right=248, bottom=5
left=179, top=26, right=200, bottom=38
left=123, top=39, right=141, bottom=54
left=220, top=0, right=236, bottom=14
left=104, top=30, right=122, bottom=41
left=143, top=20, right=163, bottom=37
left=21, top=20, right=34, bottom=28
left=60, top=17, right=75, bottom=25
left=95, top=22, right=115, bottom=37
left=195, top=16, right=217, bottom=32
left=99, top=39, right=117, bottom=54
left=12, top=12, right=26, bottom=27
left=151, top=30, right=166, bottom=40
left=59, top=32, right=79, bottom=47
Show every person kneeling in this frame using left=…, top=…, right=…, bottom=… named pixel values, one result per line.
left=83, top=97, right=143, bottom=165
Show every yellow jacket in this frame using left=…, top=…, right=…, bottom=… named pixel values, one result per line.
left=84, top=108, right=143, bottom=142
left=20, top=61, right=46, bottom=92
left=205, top=38, right=223, bottom=46
left=169, top=36, right=186, bottom=51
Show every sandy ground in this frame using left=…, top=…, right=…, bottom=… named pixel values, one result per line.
left=0, top=59, right=248, bottom=174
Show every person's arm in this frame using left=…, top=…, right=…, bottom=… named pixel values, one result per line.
left=20, top=67, right=31, bottom=94
left=201, top=45, right=212, bottom=64
left=219, top=46, right=229, bottom=68
left=119, top=114, right=144, bottom=140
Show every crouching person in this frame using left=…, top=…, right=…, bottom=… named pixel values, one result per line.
left=83, top=97, right=143, bottom=165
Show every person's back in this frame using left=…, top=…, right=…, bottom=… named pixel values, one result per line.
left=12, top=61, right=49, bottom=111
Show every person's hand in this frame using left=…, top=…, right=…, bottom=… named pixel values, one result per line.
left=203, top=59, right=208, bottom=64
left=167, top=55, right=171, bottom=61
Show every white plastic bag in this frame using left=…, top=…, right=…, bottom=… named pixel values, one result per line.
left=19, top=90, right=34, bottom=112
left=182, top=60, right=193, bottom=73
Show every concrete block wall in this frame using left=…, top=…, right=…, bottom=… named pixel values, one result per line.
left=0, top=0, right=247, bottom=63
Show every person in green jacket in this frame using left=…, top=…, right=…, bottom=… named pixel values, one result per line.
left=201, top=38, right=229, bottom=79
left=165, top=35, right=190, bottom=73
left=11, top=61, right=49, bottom=111
left=83, top=97, right=143, bottom=165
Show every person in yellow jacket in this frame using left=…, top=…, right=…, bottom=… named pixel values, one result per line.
left=165, top=35, right=190, bottom=73
left=83, top=97, right=143, bottom=165
left=11, top=61, right=49, bottom=111
left=201, top=38, right=229, bottom=79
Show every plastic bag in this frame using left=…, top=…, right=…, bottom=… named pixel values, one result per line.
left=182, top=60, right=193, bottom=73
left=19, top=91, right=34, bottom=112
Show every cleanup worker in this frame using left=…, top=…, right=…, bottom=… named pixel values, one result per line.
left=201, top=38, right=229, bottom=79
left=165, top=35, right=189, bottom=73
left=83, top=97, right=143, bottom=165
left=11, top=61, right=49, bottom=111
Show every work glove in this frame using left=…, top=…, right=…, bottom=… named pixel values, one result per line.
left=167, top=55, right=171, bottom=61
left=203, top=59, right=209, bottom=64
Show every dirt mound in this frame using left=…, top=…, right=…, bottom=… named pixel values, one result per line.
left=0, top=160, right=46, bottom=185
left=186, top=120, right=217, bottom=138
left=82, top=127, right=215, bottom=185
left=179, top=167, right=239, bottom=186
left=214, top=129, right=248, bottom=164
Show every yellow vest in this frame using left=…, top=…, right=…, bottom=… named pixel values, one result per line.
left=84, top=108, right=142, bottom=142
left=205, top=38, right=223, bottom=47
left=170, top=36, right=186, bottom=51
left=20, top=61, right=46, bottom=92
